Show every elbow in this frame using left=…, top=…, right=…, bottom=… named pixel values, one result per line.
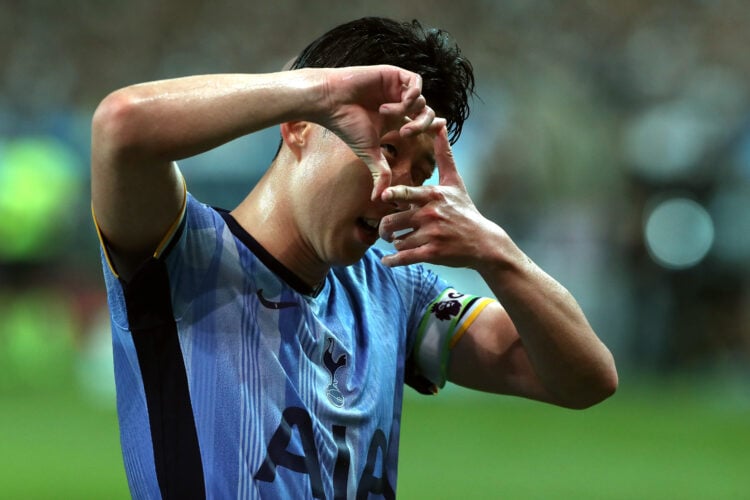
left=91, top=89, right=150, bottom=160
left=577, top=368, right=618, bottom=410
left=563, top=357, right=619, bottom=410
left=598, top=349, right=620, bottom=400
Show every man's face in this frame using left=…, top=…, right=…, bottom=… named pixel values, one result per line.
left=292, top=125, right=437, bottom=267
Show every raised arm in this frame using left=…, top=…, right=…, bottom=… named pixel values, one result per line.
left=91, top=66, right=437, bottom=279
left=379, top=126, right=618, bottom=409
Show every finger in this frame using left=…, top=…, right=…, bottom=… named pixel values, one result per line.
left=371, top=170, right=391, bottom=201
left=381, top=245, right=433, bottom=267
left=379, top=92, right=425, bottom=121
left=363, top=151, right=392, bottom=200
left=378, top=208, right=418, bottom=242
left=378, top=73, right=424, bottom=124
left=392, top=229, right=430, bottom=251
left=398, top=71, right=423, bottom=96
left=381, top=184, right=434, bottom=207
left=377, top=67, right=422, bottom=103
left=402, top=82, right=424, bottom=104
left=400, top=115, right=447, bottom=140
left=434, top=125, right=465, bottom=188
left=399, top=105, right=436, bottom=137
left=404, top=93, right=427, bottom=116
left=426, top=117, right=448, bottom=135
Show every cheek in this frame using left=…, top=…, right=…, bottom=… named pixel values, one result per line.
left=390, top=169, right=412, bottom=187
left=333, top=161, right=377, bottom=200
left=304, top=136, right=374, bottom=206
left=389, top=162, right=423, bottom=187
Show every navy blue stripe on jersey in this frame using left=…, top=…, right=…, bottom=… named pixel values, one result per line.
left=159, top=212, right=188, bottom=260
left=123, top=257, right=206, bottom=499
left=215, top=208, right=320, bottom=296
left=99, top=192, right=487, bottom=497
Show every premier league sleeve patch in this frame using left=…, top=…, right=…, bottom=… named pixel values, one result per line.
left=412, top=288, right=495, bottom=391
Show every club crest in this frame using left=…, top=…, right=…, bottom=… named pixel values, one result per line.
left=323, top=337, right=347, bottom=407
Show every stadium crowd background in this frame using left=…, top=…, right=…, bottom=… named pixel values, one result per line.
left=1, top=0, right=748, bottom=497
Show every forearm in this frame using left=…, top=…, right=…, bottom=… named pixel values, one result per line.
left=92, top=70, right=326, bottom=162
left=476, top=228, right=618, bottom=408
left=378, top=126, right=617, bottom=407
left=90, top=70, right=325, bottom=274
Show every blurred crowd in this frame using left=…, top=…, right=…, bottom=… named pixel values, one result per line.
left=1, top=0, right=748, bottom=398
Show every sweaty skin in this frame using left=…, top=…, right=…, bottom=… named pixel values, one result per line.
left=92, top=66, right=616, bottom=410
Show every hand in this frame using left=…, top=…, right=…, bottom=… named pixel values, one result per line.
left=378, top=126, right=502, bottom=268
left=318, top=65, right=441, bottom=199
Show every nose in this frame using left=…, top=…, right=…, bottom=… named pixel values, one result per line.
left=381, top=165, right=415, bottom=213
left=389, top=164, right=415, bottom=188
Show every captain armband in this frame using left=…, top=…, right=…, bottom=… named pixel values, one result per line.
left=413, top=288, right=495, bottom=390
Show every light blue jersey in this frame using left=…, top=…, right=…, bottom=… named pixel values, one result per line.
left=97, top=192, right=493, bottom=499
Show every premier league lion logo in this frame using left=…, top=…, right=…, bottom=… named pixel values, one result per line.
left=431, top=299, right=461, bottom=320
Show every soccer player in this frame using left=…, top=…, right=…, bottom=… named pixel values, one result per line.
left=91, top=17, right=617, bottom=499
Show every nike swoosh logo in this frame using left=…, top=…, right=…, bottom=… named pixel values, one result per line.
left=257, top=289, right=298, bottom=310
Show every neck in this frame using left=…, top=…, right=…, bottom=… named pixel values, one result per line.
left=231, top=170, right=329, bottom=292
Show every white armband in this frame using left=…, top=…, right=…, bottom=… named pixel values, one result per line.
left=413, top=288, right=495, bottom=390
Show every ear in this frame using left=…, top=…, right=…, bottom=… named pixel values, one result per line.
left=280, top=121, right=313, bottom=161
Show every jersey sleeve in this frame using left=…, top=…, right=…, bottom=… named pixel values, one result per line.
left=92, top=172, right=188, bottom=280
left=386, top=258, right=496, bottom=395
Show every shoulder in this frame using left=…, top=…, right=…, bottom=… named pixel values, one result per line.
left=184, top=193, right=227, bottom=231
left=334, top=246, right=445, bottom=304
left=342, top=247, right=409, bottom=283
left=365, top=246, right=442, bottom=291
left=163, top=192, right=237, bottom=281
left=158, top=192, right=229, bottom=265
left=173, top=192, right=245, bottom=256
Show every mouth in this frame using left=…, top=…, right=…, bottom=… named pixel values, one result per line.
left=357, top=217, right=380, bottom=233
left=356, top=217, right=381, bottom=243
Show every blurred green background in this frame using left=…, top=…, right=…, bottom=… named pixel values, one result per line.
left=1, top=0, right=748, bottom=498
left=1, top=381, right=747, bottom=498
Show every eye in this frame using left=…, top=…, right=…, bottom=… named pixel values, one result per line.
left=381, top=144, right=397, bottom=157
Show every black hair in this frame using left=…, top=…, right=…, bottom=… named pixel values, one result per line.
left=289, top=17, right=475, bottom=145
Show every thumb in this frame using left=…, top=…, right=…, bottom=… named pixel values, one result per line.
left=435, top=126, right=464, bottom=188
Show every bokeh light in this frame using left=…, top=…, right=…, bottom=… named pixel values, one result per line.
left=0, top=136, right=81, bottom=261
left=709, top=185, right=750, bottom=269
left=643, top=195, right=715, bottom=269
left=2, top=2, right=750, bottom=497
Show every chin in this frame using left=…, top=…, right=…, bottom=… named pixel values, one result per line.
left=330, top=246, right=370, bottom=267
